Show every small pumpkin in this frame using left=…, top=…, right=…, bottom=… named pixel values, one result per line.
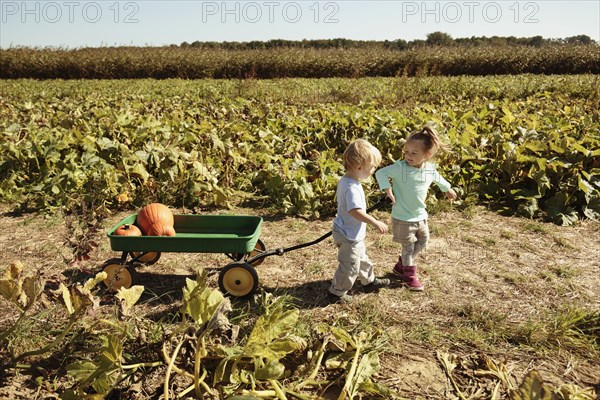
left=136, top=203, right=176, bottom=236
left=114, top=224, right=142, bottom=236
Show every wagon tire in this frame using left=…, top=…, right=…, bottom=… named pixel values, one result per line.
left=102, top=259, right=138, bottom=293
left=218, top=262, right=259, bottom=298
left=233, top=239, right=267, bottom=266
left=130, top=251, right=161, bottom=265
left=246, top=239, right=266, bottom=266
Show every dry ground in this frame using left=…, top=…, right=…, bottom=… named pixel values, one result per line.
left=1, top=203, right=599, bottom=399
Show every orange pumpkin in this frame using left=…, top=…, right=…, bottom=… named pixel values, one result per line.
left=114, top=224, right=142, bottom=236
left=146, top=223, right=176, bottom=237
left=136, top=203, right=175, bottom=236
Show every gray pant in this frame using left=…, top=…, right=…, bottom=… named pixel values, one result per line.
left=392, top=218, right=429, bottom=266
left=329, top=230, right=375, bottom=296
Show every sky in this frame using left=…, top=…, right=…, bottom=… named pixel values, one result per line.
left=1, top=0, right=599, bottom=48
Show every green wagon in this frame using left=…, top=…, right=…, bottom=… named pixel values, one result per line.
left=104, top=214, right=266, bottom=298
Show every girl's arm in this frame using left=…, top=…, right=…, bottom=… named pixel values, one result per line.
left=445, top=188, right=457, bottom=200
left=383, top=188, right=395, bottom=204
left=432, top=169, right=457, bottom=200
left=375, top=164, right=397, bottom=203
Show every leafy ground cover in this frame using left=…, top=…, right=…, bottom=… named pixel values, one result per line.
left=1, top=76, right=599, bottom=224
left=0, top=203, right=598, bottom=399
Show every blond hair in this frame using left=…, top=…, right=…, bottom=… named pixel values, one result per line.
left=343, top=139, right=382, bottom=170
left=406, top=123, right=450, bottom=155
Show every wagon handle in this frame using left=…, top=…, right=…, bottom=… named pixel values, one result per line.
left=245, top=197, right=391, bottom=264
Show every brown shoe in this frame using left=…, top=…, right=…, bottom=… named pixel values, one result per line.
left=328, top=292, right=353, bottom=304
left=363, top=277, right=390, bottom=292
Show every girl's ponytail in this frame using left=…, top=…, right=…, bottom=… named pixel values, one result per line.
left=408, top=123, right=450, bottom=154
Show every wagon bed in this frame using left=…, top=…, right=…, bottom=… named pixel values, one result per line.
left=107, top=214, right=262, bottom=254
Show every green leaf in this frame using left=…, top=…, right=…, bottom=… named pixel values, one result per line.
left=59, top=283, right=75, bottom=315
left=359, top=380, right=395, bottom=397
left=330, top=326, right=357, bottom=351
left=254, top=358, right=285, bottom=380
left=582, top=195, right=600, bottom=220
left=530, top=168, right=550, bottom=190
left=66, top=360, right=98, bottom=383
left=246, top=308, right=298, bottom=348
left=545, top=192, right=569, bottom=219
left=130, top=163, right=150, bottom=182
left=578, top=176, right=594, bottom=194
left=245, top=338, right=303, bottom=360
left=21, top=272, right=44, bottom=309
left=512, top=188, right=539, bottom=200
left=570, top=141, right=589, bottom=155
left=181, top=274, right=225, bottom=325
left=0, top=262, right=23, bottom=305
left=517, top=197, right=539, bottom=218
left=523, top=140, right=547, bottom=155
left=348, top=353, right=380, bottom=398
left=65, top=335, right=123, bottom=394
left=83, top=271, right=108, bottom=292
left=98, top=334, right=123, bottom=369
left=69, top=285, right=98, bottom=314
left=60, top=388, right=104, bottom=400
left=501, top=106, right=516, bottom=126
left=116, top=285, right=144, bottom=316
left=553, top=209, right=579, bottom=226
left=509, top=370, right=554, bottom=400
left=91, top=369, right=120, bottom=395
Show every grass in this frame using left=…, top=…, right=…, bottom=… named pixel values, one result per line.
left=522, top=221, right=551, bottom=234
left=458, top=220, right=475, bottom=229
left=483, top=238, right=497, bottom=247
left=553, top=235, right=576, bottom=249
left=464, top=236, right=480, bottom=245
left=548, top=265, right=578, bottom=279
left=304, top=263, right=329, bottom=277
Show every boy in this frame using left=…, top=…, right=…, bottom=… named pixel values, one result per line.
left=328, top=139, right=390, bottom=304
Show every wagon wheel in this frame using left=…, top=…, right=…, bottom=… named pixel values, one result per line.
left=218, top=262, right=259, bottom=298
left=102, top=259, right=138, bottom=292
left=130, top=251, right=161, bottom=265
left=233, top=239, right=267, bottom=267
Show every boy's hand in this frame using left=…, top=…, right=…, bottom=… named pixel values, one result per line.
left=372, top=219, right=388, bottom=234
left=348, top=209, right=388, bottom=234
left=445, top=188, right=457, bottom=200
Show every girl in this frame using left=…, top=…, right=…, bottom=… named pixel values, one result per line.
left=375, top=124, right=457, bottom=291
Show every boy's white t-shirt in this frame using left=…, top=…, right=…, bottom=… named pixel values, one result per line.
left=333, top=175, right=367, bottom=241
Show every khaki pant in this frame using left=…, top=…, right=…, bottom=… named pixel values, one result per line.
left=392, top=218, right=429, bottom=267
left=329, top=230, right=375, bottom=296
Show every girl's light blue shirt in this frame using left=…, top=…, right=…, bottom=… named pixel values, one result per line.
left=375, top=160, right=451, bottom=222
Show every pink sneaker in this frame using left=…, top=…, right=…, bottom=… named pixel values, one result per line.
left=402, top=266, right=424, bottom=291
left=392, top=256, right=403, bottom=276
